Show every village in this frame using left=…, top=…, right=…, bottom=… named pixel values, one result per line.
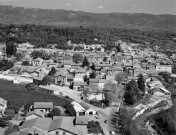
left=0, top=39, right=175, bottom=135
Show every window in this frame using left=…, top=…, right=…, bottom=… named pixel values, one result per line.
left=56, top=131, right=59, bottom=135
left=89, top=111, right=93, bottom=115
left=63, top=131, right=66, bottom=135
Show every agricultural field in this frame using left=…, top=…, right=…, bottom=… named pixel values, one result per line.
left=0, top=80, right=71, bottom=108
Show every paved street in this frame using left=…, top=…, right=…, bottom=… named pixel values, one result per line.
left=108, top=102, right=121, bottom=135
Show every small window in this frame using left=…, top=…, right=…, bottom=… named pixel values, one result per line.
left=56, top=131, right=59, bottom=135
left=89, top=111, right=93, bottom=115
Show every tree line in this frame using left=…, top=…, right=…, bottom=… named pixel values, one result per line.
left=0, top=24, right=176, bottom=51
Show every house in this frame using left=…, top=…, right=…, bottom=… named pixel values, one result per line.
left=20, top=117, right=79, bottom=135
left=21, top=68, right=38, bottom=77
left=141, top=59, right=148, bottom=69
left=156, top=65, right=172, bottom=73
left=54, top=70, right=67, bottom=86
left=73, top=82, right=88, bottom=91
left=75, top=69, right=87, bottom=76
left=0, top=97, right=7, bottom=116
left=66, top=75, right=74, bottom=86
left=38, top=85, right=64, bottom=96
left=32, top=102, right=53, bottom=114
left=95, top=64, right=112, bottom=70
left=74, top=116, right=88, bottom=135
left=75, top=116, right=88, bottom=126
left=79, top=102, right=97, bottom=116
left=19, top=118, right=52, bottom=135
left=49, top=117, right=78, bottom=135
left=68, top=101, right=96, bottom=117
left=89, top=79, right=106, bottom=90
left=32, top=58, right=43, bottom=67
left=26, top=110, right=44, bottom=120
left=69, top=101, right=86, bottom=116
left=13, top=76, right=33, bottom=84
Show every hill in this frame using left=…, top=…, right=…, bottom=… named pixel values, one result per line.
left=0, top=5, right=176, bottom=31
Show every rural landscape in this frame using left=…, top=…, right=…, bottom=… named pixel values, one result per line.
left=0, top=1, right=176, bottom=135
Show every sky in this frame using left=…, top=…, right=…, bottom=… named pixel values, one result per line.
left=0, top=0, right=176, bottom=15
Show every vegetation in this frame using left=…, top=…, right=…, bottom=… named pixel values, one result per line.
left=87, top=121, right=104, bottom=134
left=0, top=60, right=14, bottom=71
left=6, top=40, right=17, bottom=56
left=90, top=63, right=95, bottom=71
left=82, top=56, right=89, bottom=67
left=151, top=99, right=176, bottom=135
left=48, top=108, right=61, bottom=117
left=124, top=80, right=142, bottom=105
left=0, top=118, right=9, bottom=127
left=22, top=61, right=30, bottom=66
left=42, top=75, right=53, bottom=85
left=0, top=80, right=71, bottom=112
left=115, top=72, right=126, bottom=84
left=0, top=24, right=175, bottom=52
left=72, top=53, right=83, bottom=63
left=31, top=50, right=52, bottom=60
left=48, top=67, right=57, bottom=77
left=137, top=74, right=145, bottom=94
left=89, top=72, right=96, bottom=79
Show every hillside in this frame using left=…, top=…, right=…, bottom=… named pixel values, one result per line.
left=0, top=5, right=176, bottom=31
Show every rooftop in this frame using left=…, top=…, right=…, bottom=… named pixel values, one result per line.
left=34, top=102, right=53, bottom=109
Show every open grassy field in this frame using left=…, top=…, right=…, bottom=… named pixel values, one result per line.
left=0, top=79, right=71, bottom=107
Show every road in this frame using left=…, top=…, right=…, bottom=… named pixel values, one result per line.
left=108, top=102, right=122, bottom=135
left=50, top=84, right=124, bottom=135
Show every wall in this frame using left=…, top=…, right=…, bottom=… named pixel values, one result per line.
left=49, top=129, right=75, bottom=135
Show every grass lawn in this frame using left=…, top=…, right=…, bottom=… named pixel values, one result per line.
left=0, top=79, right=71, bottom=108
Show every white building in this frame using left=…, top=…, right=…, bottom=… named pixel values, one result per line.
left=156, top=65, right=172, bottom=73
left=0, top=97, right=7, bottom=116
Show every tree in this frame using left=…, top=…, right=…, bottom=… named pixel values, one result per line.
left=124, top=80, right=141, bottom=105
left=49, top=67, right=57, bottom=76
left=137, top=74, right=145, bottom=94
left=72, top=53, right=83, bottom=63
left=115, top=72, right=126, bottom=85
left=158, top=72, right=171, bottom=83
left=5, top=61, right=14, bottom=70
left=89, top=72, right=96, bottom=79
left=6, top=41, right=17, bottom=56
left=82, top=87, right=90, bottom=98
left=22, top=61, right=30, bottom=66
left=104, top=92, right=115, bottom=106
left=103, top=57, right=107, bottom=62
left=42, top=75, right=53, bottom=85
left=15, top=52, right=25, bottom=61
left=24, top=103, right=31, bottom=112
left=91, top=63, right=95, bottom=71
left=82, top=57, right=89, bottom=67
left=0, top=118, right=8, bottom=127
left=83, top=75, right=88, bottom=82
left=25, top=83, right=37, bottom=91
left=87, top=121, right=103, bottom=134
left=48, top=108, right=61, bottom=117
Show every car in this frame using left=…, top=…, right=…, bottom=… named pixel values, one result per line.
left=110, top=131, right=115, bottom=135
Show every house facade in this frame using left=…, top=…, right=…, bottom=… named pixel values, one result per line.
left=156, top=65, right=172, bottom=73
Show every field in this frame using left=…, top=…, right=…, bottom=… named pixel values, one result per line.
left=0, top=80, right=71, bottom=108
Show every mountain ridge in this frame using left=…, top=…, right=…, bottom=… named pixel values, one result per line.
left=0, top=5, right=176, bottom=31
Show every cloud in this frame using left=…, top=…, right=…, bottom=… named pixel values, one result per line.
left=66, top=3, right=72, bottom=7
left=97, top=5, right=104, bottom=10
